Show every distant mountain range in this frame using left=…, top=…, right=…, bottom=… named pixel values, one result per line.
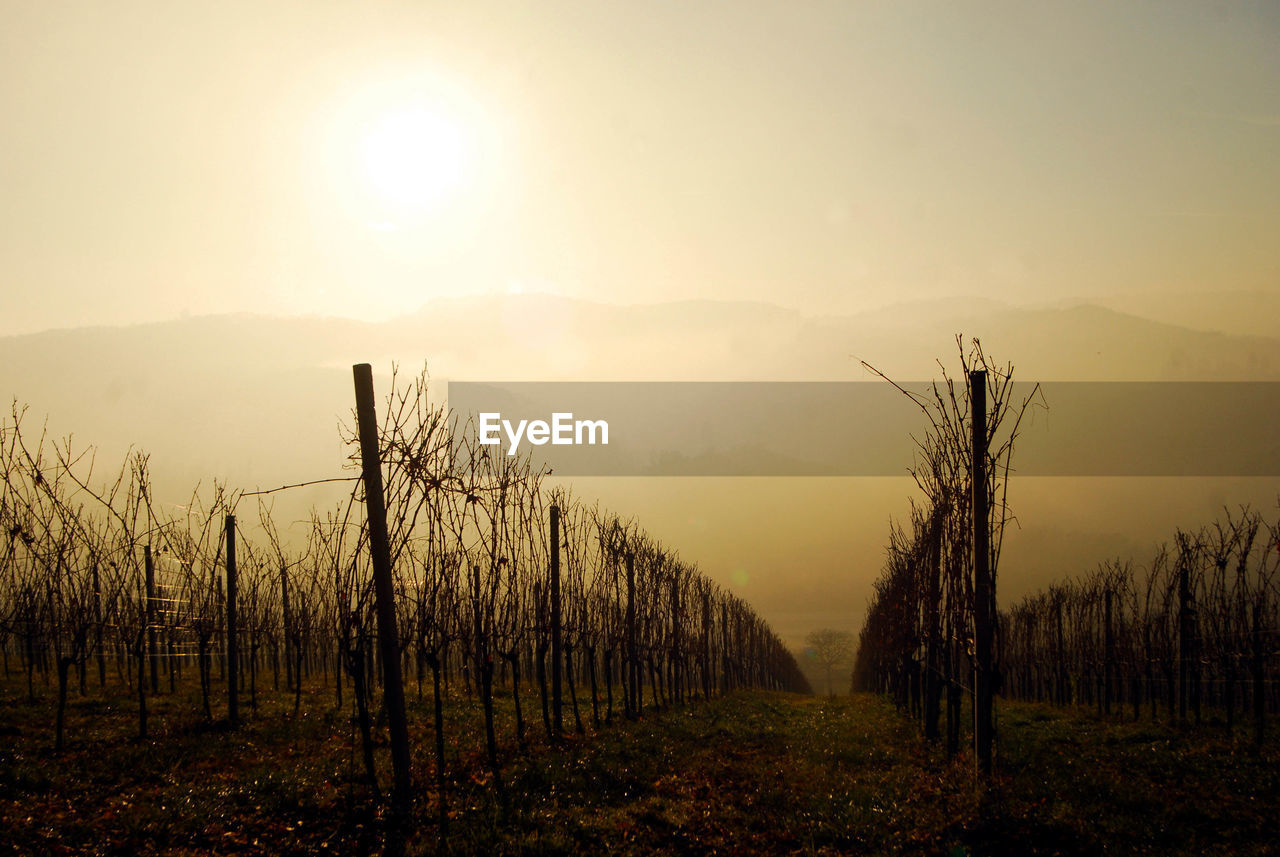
left=384, top=292, right=1280, bottom=381
left=1086, top=289, right=1280, bottom=340
left=3, top=293, right=1278, bottom=490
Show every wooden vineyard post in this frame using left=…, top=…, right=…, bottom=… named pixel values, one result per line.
left=92, top=563, right=106, bottom=689
left=550, top=503, right=563, bottom=737
left=670, top=568, right=681, bottom=705
left=225, top=515, right=239, bottom=727
left=701, top=586, right=712, bottom=701
left=721, top=601, right=731, bottom=696
left=924, top=510, right=942, bottom=741
left=626, top=551, right=638, bottom=718
left=1104, top=588, right=1114, bottom=717
left=1054, top=598, right=1066, bottom=706
left=971, top=369, right=994, bottom=778
left=281, top=566, right=292, bottom=692
left=145, top=544, right=159, bottom=693
left=352, top=363, right=412, bottom=838
left=1253, top=600, right=1265, bottom=748
left=1179, top=552, right=1191, bottom=723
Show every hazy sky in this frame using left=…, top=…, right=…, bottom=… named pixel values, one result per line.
left=3, top=1, right=1278, bottom=334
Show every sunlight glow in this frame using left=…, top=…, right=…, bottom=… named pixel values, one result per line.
left=302, top=70, right=511, bottom=319
left=358, top=104, right=474, bottom=213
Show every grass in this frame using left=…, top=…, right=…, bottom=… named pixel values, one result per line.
left=1, top=672, right=1276, bottom=855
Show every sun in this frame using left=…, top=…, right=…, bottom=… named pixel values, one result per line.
left=357, top=102, right=474, bottom=214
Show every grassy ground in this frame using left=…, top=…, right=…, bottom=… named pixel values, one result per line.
left=1, top=676, right=1276, bottom=855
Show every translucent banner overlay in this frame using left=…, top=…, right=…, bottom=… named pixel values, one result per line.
left=447, top=382, right=1280, bottom=476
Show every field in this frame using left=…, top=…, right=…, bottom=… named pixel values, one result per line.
left=2, top=681, right=1277, bottom=856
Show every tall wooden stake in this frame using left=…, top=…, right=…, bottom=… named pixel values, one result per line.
left=92, top=563, right=106, bottom=689
left=924, top=509, right=943, bottom=741
left=626, top=551, right=638, bottom=717
left=146, top=544, right=159, bottom=693
left=1253, top=599, right=1266, bottom=748
left=550, top=504, right=563, bottom=737
left=721, top=601, right=731, bottom=696
left=352, top=363, right=412, bottom=838
left=1104, top=588, right=1114, bottom=716
left=701, top=586, right=712, bottom=700
left=225, top=516, right=239, bottom=726
left=670, top=568, right=681, bottom=704
left=1179, top=551, right=1191, bottom=722
left=281, top=566, right=292, bottom=691
left=971, top=369, right=994, bottom=777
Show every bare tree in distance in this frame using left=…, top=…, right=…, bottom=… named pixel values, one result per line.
left=805, top=628, right=854, bottom=696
